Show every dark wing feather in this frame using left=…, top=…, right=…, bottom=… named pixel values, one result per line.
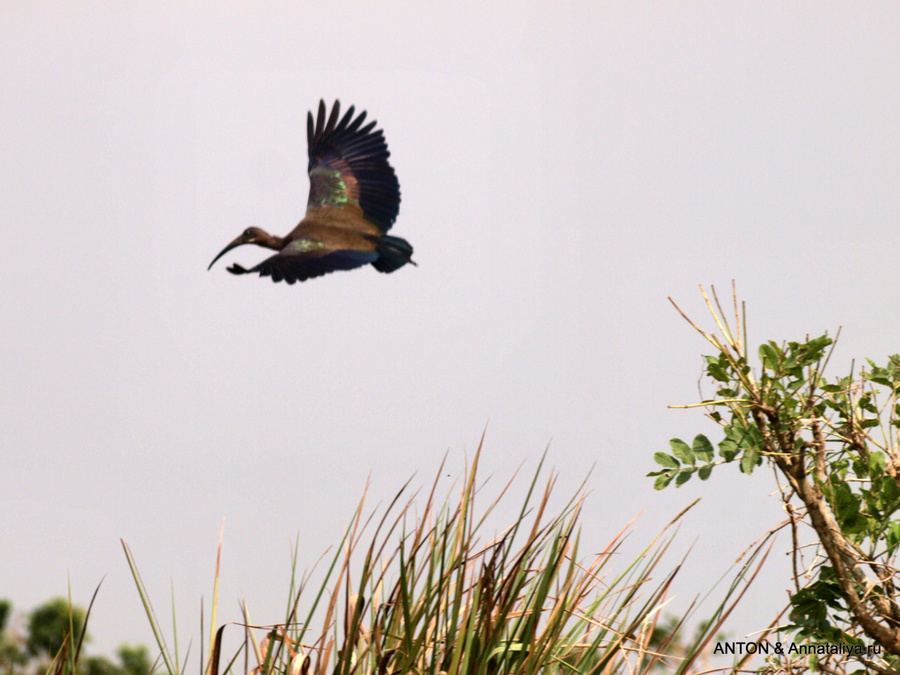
left=306, top=100, right=400, bottom=233
left=249, top=246, right=377, bottom=284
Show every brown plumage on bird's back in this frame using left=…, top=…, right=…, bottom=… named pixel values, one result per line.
left=208, top=99, right=414, bottom=284
left=289, top=221, right=378, bottom=253
left=294, top=204, right=382, bottom=239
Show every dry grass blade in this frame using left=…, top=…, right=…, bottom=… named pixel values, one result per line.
left=206, top=519, right=225, bottom=675
left=122, top=539, right=181, bottom=675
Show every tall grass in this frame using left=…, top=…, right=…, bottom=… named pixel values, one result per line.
left=125, top=439, right=770, bottom=674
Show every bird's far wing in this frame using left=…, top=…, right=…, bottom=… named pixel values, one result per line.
left=305, top=100, right=400, bottom=233
left=248, top=240, right=377, bottom=284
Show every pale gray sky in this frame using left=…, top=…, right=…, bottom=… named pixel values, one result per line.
left=3, top=1, right=900, bottom=661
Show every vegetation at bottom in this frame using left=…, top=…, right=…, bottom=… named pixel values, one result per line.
left=23, top=283, right=900, bottom=674
left=123, top=441, right=763, bottom=675
left=651, top=283, right=900, bottom=674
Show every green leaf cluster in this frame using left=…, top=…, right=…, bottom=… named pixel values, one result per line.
left=648, top=435, right=717, bottom=489
left=788, top=567, right=853, bottom=645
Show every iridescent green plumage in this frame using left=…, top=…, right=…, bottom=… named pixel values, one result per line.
left=307, top=168, right=353, bottom=209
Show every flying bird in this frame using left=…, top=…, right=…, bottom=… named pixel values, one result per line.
left=208, top=100, right=414, bottom=284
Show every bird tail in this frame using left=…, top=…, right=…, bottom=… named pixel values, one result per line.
left=373, top=235, right=415, bottom=273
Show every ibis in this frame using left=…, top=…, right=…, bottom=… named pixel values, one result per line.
left=209, top=100, right=414, bottom=284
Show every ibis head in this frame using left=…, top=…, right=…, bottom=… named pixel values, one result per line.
left=207, top=227, right=283, bottom=273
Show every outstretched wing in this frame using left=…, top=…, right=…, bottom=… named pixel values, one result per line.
left=306, top=100, right=400, bottom=233
left=246, top=242, right=378, bottom=284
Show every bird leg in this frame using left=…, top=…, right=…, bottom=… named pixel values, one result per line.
left=227, top=263, right=250, bottom=275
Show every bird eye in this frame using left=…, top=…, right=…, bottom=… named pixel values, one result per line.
left=244, top=228, right=255, bottom=238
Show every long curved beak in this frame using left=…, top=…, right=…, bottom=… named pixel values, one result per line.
left=208, top=235, right=247, bottom=270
